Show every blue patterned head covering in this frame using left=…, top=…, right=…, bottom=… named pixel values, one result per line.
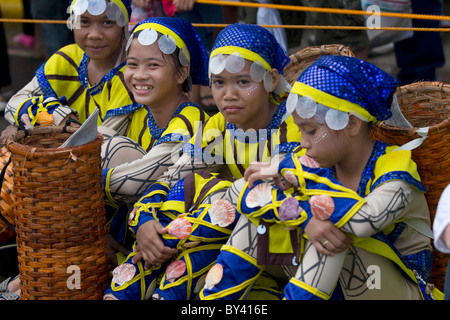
left=293, top=55, right=398, bottom=123
left=68, top=0, right=132, bottom=27
left=211, top=23, right=290, bottom=73
left=130, top=17, right=209, bottom=86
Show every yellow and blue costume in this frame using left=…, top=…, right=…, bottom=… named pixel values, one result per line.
left=9, top=0, right=136, bottom=127
left=101, top=17, right=210, bottom=246
left=105, top=171, right=236, bottom=300
left=200, top=55, right=437, bottom=300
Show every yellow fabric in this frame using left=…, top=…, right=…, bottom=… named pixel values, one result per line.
left=189, top=111, right=300, bottom=180
left=127, top=105, right=208, bottom=151
left=38, top=44, right=135, bottom=125
left=287, top=278, right=331, bottom=300
left=291, top=81, right=378, bottom=123
left=210, top=46, right=272, bottom=71
left=199, top=245, right=264, bottom=300
left=269, top=223, right=294, bottom=254
left=133, top=22, right=188, bottom=53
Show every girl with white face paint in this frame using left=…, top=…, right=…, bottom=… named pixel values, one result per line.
left=202, top=55, right=437, bottom=301
left=121, top=23, right=302, bottom=300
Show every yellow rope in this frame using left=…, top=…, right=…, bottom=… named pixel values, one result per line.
left=196, top=0, right=450, bottom=22
left=1, top=0, right=450, bottom=32
left=1, top=18, right=448, bottom=32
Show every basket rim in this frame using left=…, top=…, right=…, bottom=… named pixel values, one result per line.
left=378, top=81, right=450, bottom=134
left=6, top=126, right=103, bottom=158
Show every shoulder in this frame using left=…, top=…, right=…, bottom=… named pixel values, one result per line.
left=372, top=142, right=425, bottom=192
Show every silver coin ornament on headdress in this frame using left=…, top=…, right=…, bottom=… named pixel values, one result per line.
left=285, top=93, right=351, bottom=131
left=126, top=27, right=190, bottom=67
left=67, top=0, right=128, bottom=30
left=208, top=52, right=289, bottom=94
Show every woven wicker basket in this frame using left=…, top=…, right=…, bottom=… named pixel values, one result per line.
left=283, top=44, right=355, bottom=86
left=6, top=126, right=109, bottom=300
left=372, top=81, right=450, bottom=290
left=0, top=146, right=15, bottom=245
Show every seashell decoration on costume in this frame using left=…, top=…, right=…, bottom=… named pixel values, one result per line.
left=310, top=194, right=335, bottom=221
left=112, top=263, right=136, bottom=286
left=278, top=197, right=301, bottom=221
left=283, top=170, right=299, bottom=187
left=299, top=155, right=320, bottom=168
left=204, top=263, right=223, bottom=290
left=246, top=183, right=273, bottom=208
left=166, top=260, right=187, bottom=283
left=209, top=199, right=236, bottom=228
left=168, top=217, right=192, bottom=240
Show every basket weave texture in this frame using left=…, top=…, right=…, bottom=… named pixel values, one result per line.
left=0, top=146, right=15, bottom=244
left=372, top=81, right=450, bottom=290
left=7, top=126, right=109, bottom=300
left=283, top=44, right=355, bottom=86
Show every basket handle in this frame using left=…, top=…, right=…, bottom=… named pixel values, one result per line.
left=0, top=155, right=14, bottom=233
left=394, top=127, right=429, bottom=152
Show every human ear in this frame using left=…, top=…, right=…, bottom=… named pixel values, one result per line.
left=268, top=68, right=280, bottom=92
left=177, top=64, right=189, bottom=85
left=346, top=114, right=364, bottom=136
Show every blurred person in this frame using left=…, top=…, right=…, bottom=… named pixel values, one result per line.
left=394, top=0, right=445, bottom=85
left=30, top=0, right=74, bottom=58
left=301, top=0, right=369, bottom=60
left=0, top=7, right=13, bottom=112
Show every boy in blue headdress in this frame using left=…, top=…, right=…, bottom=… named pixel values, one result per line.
left=200, top=55, right=439, bottom=300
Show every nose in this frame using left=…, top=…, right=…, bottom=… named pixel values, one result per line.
left=223, top=83, right=238, bottom=101
left=87, top=24, right=104, bottom=40
left=300, top=134, right=311, bottom=150
left=133, top=66, right=149, bottom=81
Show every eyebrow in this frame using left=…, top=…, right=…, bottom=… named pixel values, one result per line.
left=126, top=55, right=164, bottom=62
left=211, top=73, right=252, bottom=79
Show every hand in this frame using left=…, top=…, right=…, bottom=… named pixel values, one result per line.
left=106, top=234, right=131, bottom=267
left=304, top=217, right=352, bottom=256
left=61, top=114, right=81, bottom=128
left=0, top=125, right=18, bottom=145
left=244, top=159, right=285, bottom=189
left=131, top=220, right=177, bottom=268
left=173, top=0, right=196, bottom=13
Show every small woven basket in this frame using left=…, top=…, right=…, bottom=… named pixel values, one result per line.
left=6, top=126, right=109, bottom=300
left=372, top=81, right=450, bottom=290
left=283, top=44, right=355, bottom=86
left=0, top=146, right=16, bottom=245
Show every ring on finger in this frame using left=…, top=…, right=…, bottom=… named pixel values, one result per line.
left=322, top=239, right=329, bottom=248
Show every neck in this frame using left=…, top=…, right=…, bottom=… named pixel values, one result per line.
left=151, top=93, right=188, bottom=128
left=88, top=48, right=125, bottom=85
left=239, top=101, right=278, bottom=132
left=334, top=135, right=374, bottom=191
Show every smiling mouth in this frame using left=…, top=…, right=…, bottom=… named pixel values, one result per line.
left=133, top=85, right=153, bottom=94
